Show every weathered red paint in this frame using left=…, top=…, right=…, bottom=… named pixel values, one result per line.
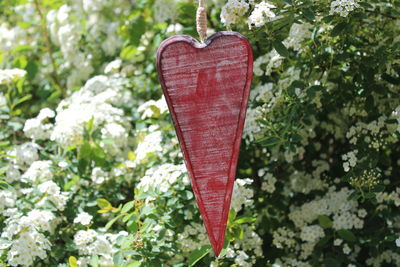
left=156, top=31, right=253, bottom=256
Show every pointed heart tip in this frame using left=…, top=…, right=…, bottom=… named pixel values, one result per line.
left=210, top=235, right=224, bottom=257
left=211, top=243, right=222, bottom=257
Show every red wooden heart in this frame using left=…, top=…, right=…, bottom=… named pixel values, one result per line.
left=156, top=31, right=253, bottom=256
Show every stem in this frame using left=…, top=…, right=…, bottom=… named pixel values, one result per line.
left=33, top=0, right=66, bottom=98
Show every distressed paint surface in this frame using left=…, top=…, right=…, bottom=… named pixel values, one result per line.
left=156, top=32, right=253, bottom=256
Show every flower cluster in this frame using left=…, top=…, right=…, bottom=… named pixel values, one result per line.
left=231, top=178, right=254, bottom=212
left=330, top=0, right=360, bottom=17
left=221, top=0, right=250, bottom=26
left=247, top=1, right=276, bottom=28
left=73, top=229, right=128, bottom=265
left=0, top=68, right=26, bottom=85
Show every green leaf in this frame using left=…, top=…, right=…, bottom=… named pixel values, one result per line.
left=64, top=176, right=79, bottom=191
left=127, top=261, right=141, bottom=267
left=347, top=191, right=361, bottom=201
left=316, top=235, right=331, bottom=247
left=129, top=16, right=146, bottom=46
left=234, top=216, right=256, bottom=224
left=12, top=45, right=34, bottom=54
left=69, top=256, right=78, bottom=267
left=123, top=212, right=135, bottom=223
left=13, top=55, right=27, bottom=69
left=92, top=144, right=106, bottom=166
left=372, top=185, right=385, bottom=193
left=12, top=94, right=31, bottom=108
left=255, top=136, right=281, bottom=147
left=122, top=201, right=134, bottom=213
left=273, top=41, right=289, bottom=57
left=127, top=218, right=138, bottom=233
left=79, top=142, right=92, bottom=160
left=86, top=116, right=95, bottom=133
left=318, top=215, right=333, bottom=228
left=127, top=151, right=136, bottom=161
left=0, top=180, right=16, bottom=194
left=96, top=198, right=112, bottom=209
left=26, top=61, right=38, bottom=80
left=121, top=234, right=135, bottom=249
left=331, top=22, right=347, bottom=37
left=183, top=190, right=193, bottom=200
left=364, top=192, right=375, bottom=199
left=90, top=255, right=99, bottom=267
left=323, top=258, right=341, bottom=267
left=105, top=214, right=123, bottom=231
left=120, top=46, right=138, bottom=60
left=188, top=245, right=212, bottom=266
left=78, top=159, right=88, bottom=174
left=228, top=209, right=237, bottom=225
left=303, top=8, right=315, bottom=21
left=113, top=252, right=123, bottom=265
left=337, top=229, right=356, bottom=242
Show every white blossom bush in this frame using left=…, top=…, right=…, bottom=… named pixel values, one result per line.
left=0, top=0, right=400, bottom=266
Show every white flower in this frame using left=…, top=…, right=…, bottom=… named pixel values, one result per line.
left=58, top=161, right=68, bottom=168
left=235, top=250, right=250, bottom=266
left=5, top=165, right=20, bottom=183
left=6, top=227, right=51, bottom=266
left=248, top=1, right=276, bottom=28
left=396, top=237, right=400, bottom=247
left=300, top=225, right=325, bottom=242
left=0, top=190, right=16, bottom=211
left=38, top=181, right=60, bottom=195
left=283, top=23, right=312, bottom=51
left=9, top=142, right=39, bottom=169
left=137, top=97, right=168, bottom=119
left=0, top=68, right=26, bottom=84
left=51, top=75, right=130, bottom=150
left=19, top=209, right=57, bottom=232
left=261, top=173, right=277, bottom=193
left=74, top=229, right=97, bottom=246
left=358, top=209, right=367, bottom=218
left=152, top=0, right=179, bottom=24
left=220, top=0, right=249, bottom=26
left=231, top=178, right=254, bottom=212
left=104, top=59, right=122, bottom=74
left=24, top=109, right=54, bottom=140
left=343, top=243, right=351, bottom=254
left=91, top=167, right=108, bottom=185
left=330, top=0, right=360, bottom=17
left=73, top=229, right=122, bottom=264
left=37, top=108, right=55, bottom=120
left=334, top=238, right=343, bottom=246
left=74, top=212, right=93, bottom=226
left=134, top=130, right=163, bottom=163
left=82, top=0, right=105, bottom=13
left=137, top=164, right=188, bottom=196
left=342, top=150, right=358, bottom=172
left=166, top=23, right=183, bottom=33
left=22, top=160, right=53, bottom=183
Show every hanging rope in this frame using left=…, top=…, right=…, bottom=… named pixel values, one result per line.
left=196, top=0, right=207, bottom=42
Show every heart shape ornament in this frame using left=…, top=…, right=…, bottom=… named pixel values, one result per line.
left=156, top=31, right=253, bottom=256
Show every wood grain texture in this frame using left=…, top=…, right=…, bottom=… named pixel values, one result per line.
left=156, top=31, right=253, bottom=256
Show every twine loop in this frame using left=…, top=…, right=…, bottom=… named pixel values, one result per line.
left=196, top=0, right=207, bottom=42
